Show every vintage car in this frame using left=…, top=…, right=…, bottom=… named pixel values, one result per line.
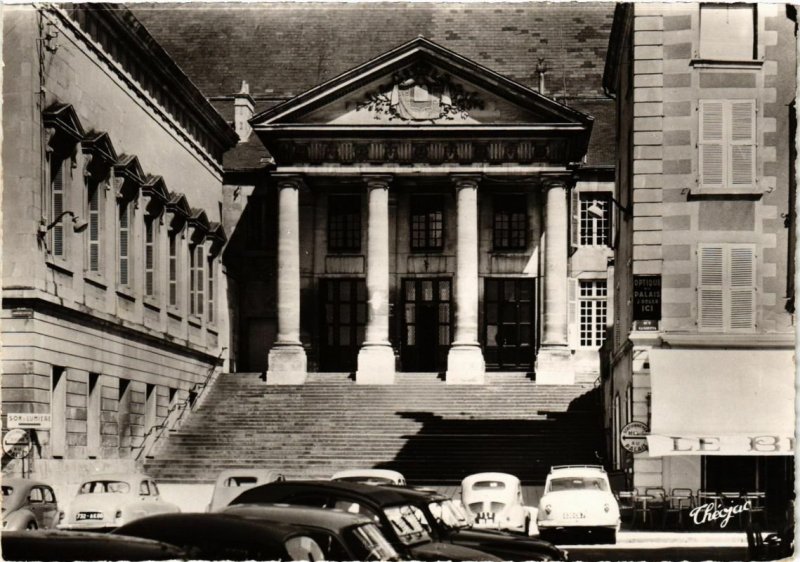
left=2, top=478, right=60, bottom=531
left=228, top=480, right=502, bottom=561
left=223, top=503, right=401, bottom=560
left=207, top=468, right=285, bottom=511
left=462, top=472, right=530, bottom=533
left=2, top=529, right=185, bottom=561
left=59, top=473, right=180, bottom=531
left=331, top=469, right=407, bottom=486
left=115, top=513, right=343, bottom=561
left=536, top=465, right=621, bottom=544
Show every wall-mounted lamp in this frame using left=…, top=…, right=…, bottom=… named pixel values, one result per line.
left=588, top=197, right=631, bottom=218
left=38, top=211, right=88, bottom=240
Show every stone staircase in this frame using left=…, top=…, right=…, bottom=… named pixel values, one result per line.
left=144, top=373, right=604, bottom=487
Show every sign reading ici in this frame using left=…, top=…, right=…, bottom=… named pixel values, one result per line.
left=633, top=275, right=661, bottom=331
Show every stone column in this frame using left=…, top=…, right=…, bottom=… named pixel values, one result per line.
left=356, top=175, right=396, bottom=384
left=267, top=176, right=307, bottom=384
left=536, top=179, right=574, bottom=384
left=446, top=175, right=485, bottom=384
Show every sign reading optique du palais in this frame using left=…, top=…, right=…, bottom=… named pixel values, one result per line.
left=633, top=275, right=661, bottom=331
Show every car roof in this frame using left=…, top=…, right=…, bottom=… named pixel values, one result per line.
left=547, top=465, right=608, bottom=478
left=214, top=469, right=283, bottom=483
left=225, top=503, right=373, bottom=531
left=331, top=469, right=404, bottom=480
left=79, top=473, right=153, bottom=483
left=2, top=478, right=49, bottom=489
left=231, top=480, right=439, bottom=507
left=462, top=472, right=521, bottom=485
left=2, top=529, right=185, bottom=561
left=114, top=512, right=302, bottom=542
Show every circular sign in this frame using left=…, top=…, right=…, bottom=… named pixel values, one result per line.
left=3, top=429, right=32, bottom=459
left=620, top=421, right=649, bottom=454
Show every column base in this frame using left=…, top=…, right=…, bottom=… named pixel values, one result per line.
left=535, top=346, right=574, bottom=385
left=356, top=344, right=396, bottom=385
left=446, top=343, right=485, bottom=384
left=266, top=344, right=307, bottom=385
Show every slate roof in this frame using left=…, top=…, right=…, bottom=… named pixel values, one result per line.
left=133, top=2, right=615, bottom=166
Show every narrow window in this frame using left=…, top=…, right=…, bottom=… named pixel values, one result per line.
left=168, top=233, right=179, bottom=307
left=51, top=159, right=67, bottom=257
left=87, top=183, right=102, bottom=273
left=190, top=244, right=204, bottom=317
left=699, top=4, right=756, bottom=61
left=328, top=194, right=361, bottom=252
left=410, top=196, right=444, bottom=252
left=579, top=194, right=611, bottom=247
left=207, top=255, right=215, bottom=323
left=144, top=218, right=156, bottom=297
left=493, top=194, right=527, bottom=250
left=579, top=280, right=608, bottom=348
left=118, top=201, right=131, bottom=286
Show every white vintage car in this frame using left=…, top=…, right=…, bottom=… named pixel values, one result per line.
left=461, top=472, right=530, bottom=533
left=207, top=468, right=285, bottom=512
left=330, top=469, right=407, bottom=486
left=59, top=473, right=179, bottom=531
left=536, top=465, right=620, bottom=544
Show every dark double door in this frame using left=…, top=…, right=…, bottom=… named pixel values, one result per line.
left=401, top=278, right=452, bottom=372
left=483, top=278, right=537, bottom=370
left=319, top=278, right=366, bottom=372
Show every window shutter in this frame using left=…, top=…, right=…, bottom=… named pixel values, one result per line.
left=729, top=245, right=756, bottom=330
left=698, top=245, right=724, bottom=330
left=52, top=161, right=65, bottom=256
left=569, top=188, right=579, bottom=250
left=567, top=278, right=578, bottom=348
left=699, top=101, right=725, bottom=189
left=729, top=100, right=756, bottom=189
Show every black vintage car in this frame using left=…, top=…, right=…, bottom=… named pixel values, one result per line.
left=114, top=512, right=341, bottom=561
left=1, top=529, right=186, bottom=561
left=229, top=481, right=502, bottom=561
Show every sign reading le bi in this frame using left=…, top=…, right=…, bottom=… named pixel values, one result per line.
left=620, top=421, right=649, bottom=454
left=3, top=429, right=33, bottom=459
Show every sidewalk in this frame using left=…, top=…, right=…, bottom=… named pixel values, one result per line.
left=617, top=531, right=748, bottom=546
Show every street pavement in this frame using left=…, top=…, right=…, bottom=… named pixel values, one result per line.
left=558, top=531, right=751, bottom=561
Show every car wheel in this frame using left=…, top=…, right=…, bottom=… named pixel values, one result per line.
left=26, top=521, right=38, bottom=531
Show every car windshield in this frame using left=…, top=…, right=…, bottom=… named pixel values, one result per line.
left=335, top=476, right=396, bottom=485
left=383, top=504, right=432, bottom=546
left=428, top=499, right=472, bottom=530
left=2, top=486, right=13, bottom=497
left=224, top=476, right=258, bottom=487
left=548, top=477, right=608, bottom=492
left=349, top=523, right=401, bottom=561
left=79, top=480, right=131, bottom=494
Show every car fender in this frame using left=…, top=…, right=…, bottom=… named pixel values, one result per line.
left=4, top=509, right=37, bottom=531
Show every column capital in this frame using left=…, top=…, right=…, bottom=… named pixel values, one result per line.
left=362, top=174, right=393, bottom=190
left=450, top=174, right=482, bottom=190
left=272, top=173, right=305, bottom=190
left=542, top=177, right=571, bottom=190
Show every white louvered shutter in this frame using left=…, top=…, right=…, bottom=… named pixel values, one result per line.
left=729, top=100, right=756, bottom=189
left=699, top=101, right=725, bottom=190
left=52, top=161, right=65, bottom=256
left=698, top=245, right=724, bottom=331
left=567, top=278, right=578, bottom=348
left=728, top=245, right=756, bottom=330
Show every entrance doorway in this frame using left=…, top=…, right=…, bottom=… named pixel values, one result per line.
left=319, top=278, right=366, bottom=372
left=401, top=278, right=452, bottom=372
left=483, top=278, right=537, bottom=370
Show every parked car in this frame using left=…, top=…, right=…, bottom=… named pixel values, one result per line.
left=2, top=478, right=59, bottom=531
left=114, top=512, right=335, bottom=561
left=223, top=503, right=401, bottom=560
left=537, top=465, right=620, bottom=544
left=2, top=529, right=185, bottom=561
left=59, top=473, right=180, bottom=531
left=228, top=480, right=502, bottom=561
left=462, top=472, right=530, bottom=533
left=207, top=468, right=285, bottom=512
left=331, top=469, right=407, bottom=486
left=389, top=484, right=566, bottom=561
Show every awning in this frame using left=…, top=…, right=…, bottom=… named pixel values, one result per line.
left=647, top=349, right=795, bottom=456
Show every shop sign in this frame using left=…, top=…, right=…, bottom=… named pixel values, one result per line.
left=7, top=413, right=51, bottom=429
left=2, top=429, right=32, bottom=459
left=620, top=421, right=649, bottom=453
left=647, top=435, right=795, bottom=456
left=633, top=275, right=661, bottom=324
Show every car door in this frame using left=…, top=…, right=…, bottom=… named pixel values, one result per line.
left=27, top=487, right=45, bottom=527
left=137, top=479, right=154, bottom=518
left=41, top=487, right=59, bottom=528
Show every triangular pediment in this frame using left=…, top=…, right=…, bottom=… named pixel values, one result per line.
left=252, top=37, right=590, bottom=128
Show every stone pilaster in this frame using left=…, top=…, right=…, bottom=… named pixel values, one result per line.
left=536, top=180, right=574, bottom=384
left=356, top=175, right=395, bottom=384
left=447, top=175, right=485, bottom=384
left=267, top=176, right=307, bottom=384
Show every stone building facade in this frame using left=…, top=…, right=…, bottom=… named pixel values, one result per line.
left=2, top=4, right=237, bottom=487
left=602, top=3, right=795, bottom=520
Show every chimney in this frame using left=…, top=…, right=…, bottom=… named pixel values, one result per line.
left=233, top=80, right=255, bottom=143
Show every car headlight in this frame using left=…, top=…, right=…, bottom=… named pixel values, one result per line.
left=545, top=505, right=552, bottom=515
left=603, top=503, right=610, bottom=513
left=114, top=510, right=123, bottom=522
left=2, top=520, right=7, bottom=528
